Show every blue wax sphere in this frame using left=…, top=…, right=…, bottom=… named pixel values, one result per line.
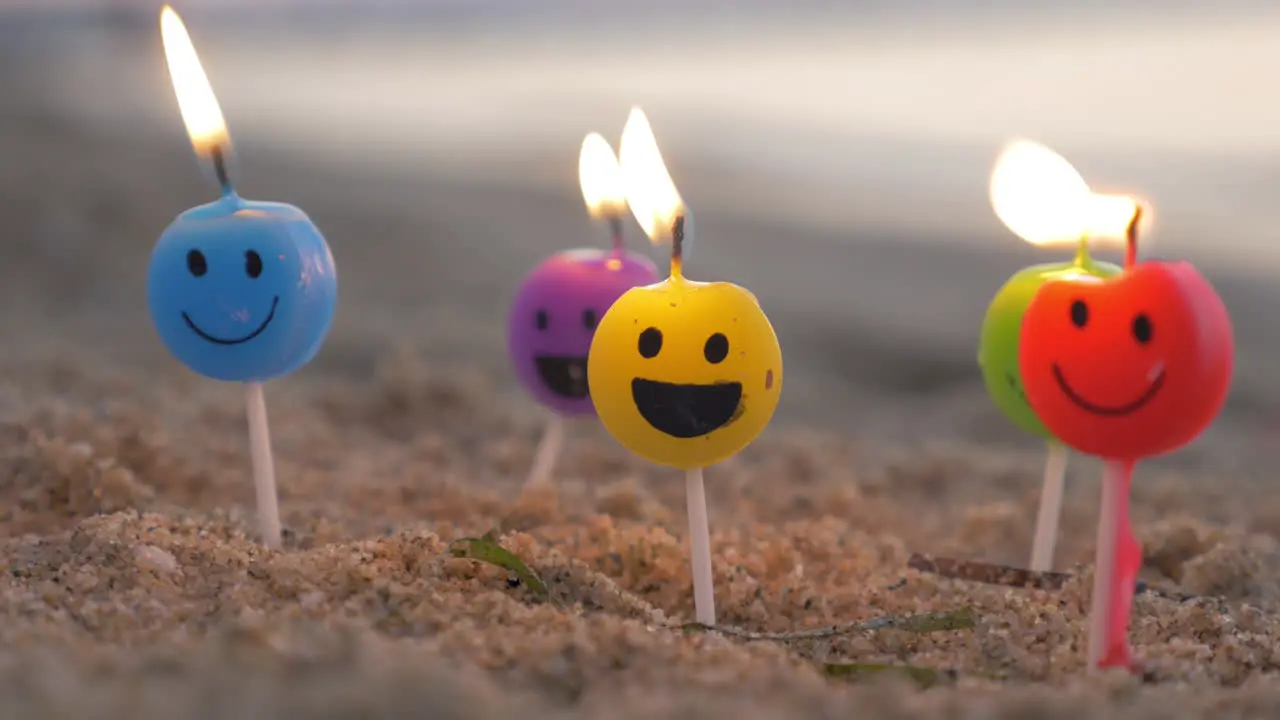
left=147, top=194, right=338, bottom=382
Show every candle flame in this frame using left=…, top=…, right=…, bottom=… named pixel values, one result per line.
left=579, top=133, right=627, bottom=219
left=990, top=139, right=1143, bottom=247
left=619, top=107, right=685, bottom=245
left=160, top=5, right=229, bottom=157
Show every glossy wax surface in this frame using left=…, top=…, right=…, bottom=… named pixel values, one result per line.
left=148, top=194, right=338, bottom=383
left=1019, top=261, right=1233, bottom=460
left=508, top=248, right=659, bottom=416
left=978, top=255, right=1121, bottom=438
left=588, top=275, right=783, bottom=470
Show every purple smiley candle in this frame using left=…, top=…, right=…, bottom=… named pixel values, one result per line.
left=508, top=249, right=658, bottom=414
left=508, top=132, right=659, bottom=486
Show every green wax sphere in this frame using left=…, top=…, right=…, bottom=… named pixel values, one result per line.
left=977, top=256, right=1121, bottom=438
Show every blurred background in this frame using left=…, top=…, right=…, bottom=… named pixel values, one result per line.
left=1, top=0, right=1279, bottom=456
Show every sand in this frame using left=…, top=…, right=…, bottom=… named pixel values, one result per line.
left=5, top=34, right=1280, bottom=719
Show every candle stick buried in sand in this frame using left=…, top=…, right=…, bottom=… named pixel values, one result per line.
left=588, top=108, right=784, bottom=626
left=507, top=132, right=659, bottom=488
left=982, top=139, right=1126, bottom=572
left=1008, top=140, right=1233, bottom=671
left=149, top=7, right=338, bottom=548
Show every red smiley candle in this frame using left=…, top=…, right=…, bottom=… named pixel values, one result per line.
left=1011, top=142, right=1234, bottom=671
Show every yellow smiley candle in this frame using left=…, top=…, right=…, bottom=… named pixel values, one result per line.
left=588, top=107, right=783, bottom=626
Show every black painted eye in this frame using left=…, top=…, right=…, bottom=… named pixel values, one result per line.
left=535, top=310, right=549, bottom=331
left=1070, top=299, right=1089, bottom=328
left=703, top=333, right=729, bottom=364
left=638, top=327, right=663, bottom=358
left=186, top=249, right=207, bottom=277
left=582, top=309, right=597, bottom=330
left=245, top=250, right=263, bottom=279
left=1131, top=313, right=1153, bottom=345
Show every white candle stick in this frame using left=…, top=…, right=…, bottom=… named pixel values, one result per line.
left=1029, top=441, right=1069, bottom=572
left=524, top=414, right=566, bottom=488
left=685, top=467, right=716, bottom=626
left=244, top=381, right=281, bottom=549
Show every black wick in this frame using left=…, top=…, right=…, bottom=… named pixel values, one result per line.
left=1125, top=204, right=1144, bottom=269
left=210, top=144, right=233, bottom=196
left=671, top=215, right=685, bottom=267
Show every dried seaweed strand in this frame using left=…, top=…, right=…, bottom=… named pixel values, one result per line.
left=683, top=606, right=976, bottom=641
left=907, top=553, right=1200, bottom=602
left=446, top=540, right=980, bottom=643
left=907, top=552, right=1071, bottom=590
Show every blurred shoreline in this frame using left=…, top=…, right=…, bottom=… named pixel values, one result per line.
left=16, top=5, right=1280, bottom=270
left=3, top=8, right=1280, bottom=448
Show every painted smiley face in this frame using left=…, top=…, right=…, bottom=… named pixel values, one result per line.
left=587, top=277, right=782, bottom=470
left=978, top=258, right=1121, bottom=438
left=1018, top=261, right=1233, bottom=460
left=507, top=248, right=659, bottom=415
left=147, top=196, right=338, bottom=383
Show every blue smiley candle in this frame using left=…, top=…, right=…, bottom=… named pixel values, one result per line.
left=151, top=6, right=337, bottom=548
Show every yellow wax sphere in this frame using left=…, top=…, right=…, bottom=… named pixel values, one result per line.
left=587, top=275, right=783, bottom=469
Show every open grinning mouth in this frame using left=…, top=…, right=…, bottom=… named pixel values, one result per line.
left=535, top=356, right=590, bottom=398
left=1051, top=363, right=1165, bottom=417
left=182, top=296, right=280, bottom=346
left=630, top=378, right=742, bottom=438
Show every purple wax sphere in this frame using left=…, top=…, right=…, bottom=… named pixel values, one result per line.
left=508, top=248, right=659, bottom=416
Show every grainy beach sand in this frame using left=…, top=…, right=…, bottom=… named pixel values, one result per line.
left=4, top=31, right=1280, bottom=718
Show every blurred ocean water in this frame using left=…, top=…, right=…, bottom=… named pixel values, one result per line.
left=8, top=0, right=1280, bottom=267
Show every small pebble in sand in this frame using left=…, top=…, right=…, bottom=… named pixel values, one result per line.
left=134, top=544, right=178, bottom=574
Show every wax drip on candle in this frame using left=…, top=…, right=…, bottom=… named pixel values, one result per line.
left=1099, top=459, right=1142, bottom=669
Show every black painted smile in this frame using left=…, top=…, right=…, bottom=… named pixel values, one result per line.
left=1052, top=363, right=1165, bottom=417
left=535, top=355, right=589, bottom=398
left=182, top=296, right=280, bottom=346
left=631, top=378, right=743, bottom=438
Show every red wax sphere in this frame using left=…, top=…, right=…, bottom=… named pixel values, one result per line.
left=1018, top=261, right=1233, bottom=460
